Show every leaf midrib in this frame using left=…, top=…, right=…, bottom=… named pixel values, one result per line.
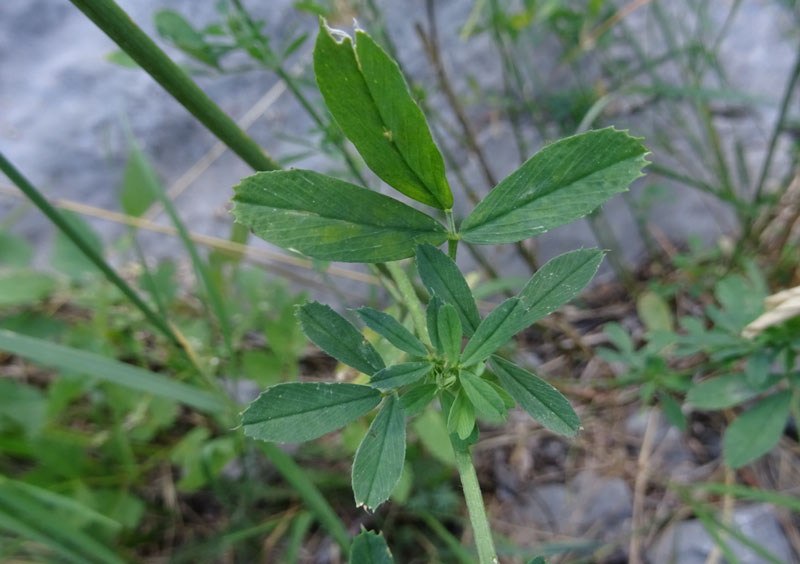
left=467, top=140, right=646, bottom=231
left=246, top=390, right=377, bottom=426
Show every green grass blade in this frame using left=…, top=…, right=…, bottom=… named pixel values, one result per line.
left=258, top=442, right=351, bottom=554
left=688, top=482, right=800, bottom=513
left=0, top=152, right=179, bottom=345
left=126, top=140, right=234, bottom=359
left=0, top=478, right=128, bottom=564
left=419, top=512, right=478, bottom=564
left=0, top=329, right=224, bottom=414
left=284, top=512, right=314, bottom=564
left=67, top=0, right=278, bottom=172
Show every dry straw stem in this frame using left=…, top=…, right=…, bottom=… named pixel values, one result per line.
left=0, top=183, right=377, bottom=286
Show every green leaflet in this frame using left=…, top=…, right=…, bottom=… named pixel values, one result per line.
left=460, top=298, right=522, bottom=366
left=723, top=391, right=791, bottom=469
left=460, top=371, right=507, bottom=423
left=515, top=249, right=605, bottom=323
left=460, top=249, right=604, bottom=365
left=437, top=303, right=463, bottom=362
left=350, top=528, right=395, bottom=564
left=314, top=23, right=452, bottom=209
left=688, top=373, right=783, bottom=410
left=242, top=382, right=382, bottom=443
left=461, top=128, right=649, bottom=244
left=399, top=384, right=438, bottom=416
left=296, top=302, right=385, bottom=376
left=357, top=307, right=428, bottom=357
left=232, top=170, right=447, bottom=263
left=490, top=356, right=580, bottom=437
left=426, top=296, right=445, bottom=356
left=352, top=396, right=407, bottom=511
left=370, top=362, right=434, bottom=390
left=447, top=389, right=476, bottom=440
left=415, top=244, right=480, bottom=336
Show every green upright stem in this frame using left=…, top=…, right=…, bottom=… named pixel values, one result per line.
left=68, top=0, right=279, bottom=172
left=452, top=442, right=498, bottom=564
left=386, top=261, right=431, bottom=347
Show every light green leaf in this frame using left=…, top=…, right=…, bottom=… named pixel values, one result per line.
left=460, top=371, right=507, bottom=423
left=415, top=244, right=480, bottom=336
left=0, top=232, right=33, bottom=266
left=232, top=170, right=447, bottom=262
left=0, top=379, right=45, bottom=436
left=399, top=384, right=438, bottom=416
left=370, top=362, right=433, bottom=390
left=447, top=389, right=476, bottom=440
left=120, top=143, right=158, bottom=217
left=461, top=128, right=648, bottom=244
left=723, top=391, right=791, bottom=468
left=659, top=391, right=686, bottom=431
left=314, top=24, right=452, bottom=209
left=460, top=249, right=604, bottom=365
left=0, top=271, right=56, bottom=307
left=0, top=329, right=223, bottom=414
left=637, top=291, right=673, bottom=332
left=106, top=49, right=139, bottom=68
left=242, top=382, right=381, bottom=443
left=352, top=396, right=407, bottom=511
left=51, top=211, right=103, bottom=279
left=688, top=373, right=782, bottom=410
left=412, top=407, right=455, bottom=466
left=350, top=528, right=395, bottom=563
left=426, top=296, right=444, bottom=356
left=490, top=356, right=580, bottom=437
left=437, top=303, right=463, bottom=362
left=297, top=302, right=385, bottom=376
left=357, top=307, right=428, bottom=357
left=154, top=9, right=219, bottom=68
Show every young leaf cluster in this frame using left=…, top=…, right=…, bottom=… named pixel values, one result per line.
left=236, top=18, right=647, bottom=530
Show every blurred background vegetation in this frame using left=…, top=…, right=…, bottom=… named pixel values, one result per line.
left=1, top=0, right=800, bottom=562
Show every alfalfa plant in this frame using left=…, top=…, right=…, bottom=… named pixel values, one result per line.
left=233, top=21, right=649, bottom=563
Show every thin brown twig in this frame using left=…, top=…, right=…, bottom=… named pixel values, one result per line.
left=629, top=408, right=659, bottom=564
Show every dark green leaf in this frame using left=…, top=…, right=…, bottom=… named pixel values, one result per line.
left=460, top=298, right=522, bottom=366
left=415, top=244, right=480, bottom=336
left=437, top=303, right=463, bottom=362
left=491, top=356, right=580, bottom=437
left=461, top=128, right=648, bottom=244
left=723, top=391, right=791, bottom=468
left=370, top=362, right=433, bottom=390
left=426, top=296, right=444, bottom=356
left=400, top=384, right=438, bottom=416
left=514, top=248, right=605, bottom=325
left=352, top=396, right=407, bottom=511
left=232, top=170, right=447, bottom=262
left=447, top=389, right=476, bottom=440
left=460, top=371, right=507, bottom=423
left=659, top=392, right=686, bottom=431
left=357, top=307, right=428, bottom=357
left=460, top=249, right=604, bottom=365
left=297, top=302, right=385, bottom=376
left=242, top=382, right=382, bottom=443
left=350, top=528, right=394, bottom=563
left=688, top=373, right=783, bottom=410
left=314, top=24, right=452, bottom=209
